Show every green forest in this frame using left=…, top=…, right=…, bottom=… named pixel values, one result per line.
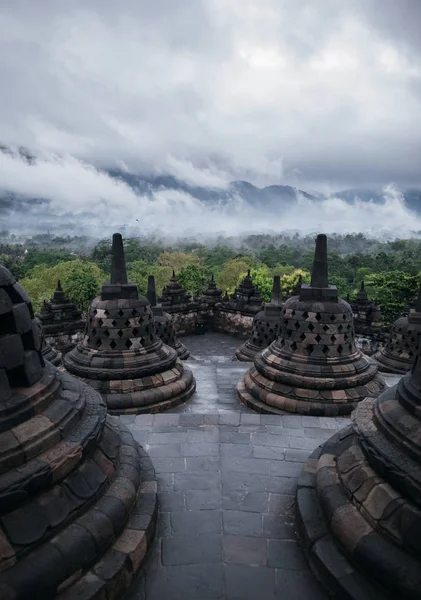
left=1, top=232, right=420, bottom=324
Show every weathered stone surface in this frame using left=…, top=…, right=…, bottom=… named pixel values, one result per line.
left=296, top=326, right=421, bottom=598
left=350, top=281, right=387, bottom=356
left=238, top=235, right=385, bottom=416
left=64, top=234, right=196, bottom=414
left=37, top=280, right=85, bottom=355
left=373, top=294, right=421, bottom=374
left=0, top=263, right=158, bottom=600
left=236, top=276, right=283, bottom=362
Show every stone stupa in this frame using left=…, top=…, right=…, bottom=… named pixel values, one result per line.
left=351, top=281, right=385, bottom=355
left=202, top=273, right=222, bottom=305
left=35, top=316, right=62, bottom=366
left=37, top=279, right=85, bottom=354
left=0, top=264, right=157, bottom=599
left=146, top=275, right=190, bottom=360
left=235, top=275, right=283, bottom=362
left=64, top=233, right=196, bottom=414
left=158, top=270, right=191, bottom=308
left=296, top=324, right=421, bottom=598
left=237, top=234, right=385, bottom=415
left=373, top=285, right=421, bottom=374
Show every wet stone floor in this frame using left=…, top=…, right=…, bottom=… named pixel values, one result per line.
left=122, top=333, right=398, bottom=600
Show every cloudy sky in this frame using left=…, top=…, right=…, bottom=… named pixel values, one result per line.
left=1, top=0, right=421, bottom=239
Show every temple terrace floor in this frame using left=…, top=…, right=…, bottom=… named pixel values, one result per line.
left=122, top=332, right=401, bottom=600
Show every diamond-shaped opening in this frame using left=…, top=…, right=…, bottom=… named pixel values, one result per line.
left=337, top=344, right=343, bottom=355
left=125, top=339, right=133, bottom=349
left=91, top=328, right=97, bottom=336
left=145, top=325, right=149, bottom=334
left=118, top=309, right=124, bottom=317
left=104, top=309, right=109, bottom=316
left=323, top=325, right=329, bottom=332
left=342, top=314, right=347, bottom=320
left=125, top=319, right=130, bottom=327
left=132, top=308, right=138, bottom=316
left=302, top=311, right=309, bottom=319
left=315, top=313, right=322, bottom=321
left=110, top=340, right=117, bottom=349
left=104, top=329, right=110, bottom=337
left=331, top=334, right=336, bottom=343
left=294, top=321, right=300, bottom=330
left=322, top=345, right=330, bottom=356
left=308, top=323, right=315, bottom=332
left=98, top=318, right=103, bottom=327
left=330, top=314, right=336, bottom=322
left=96, top=338, right=102, bottom=348
left=132, top=327, right=139, bottom=336
left=118, top=330, right=124, bottom=338
left=291, top=310, right=296, bottom=317
left=344, top=333, right=348, bottom=342
left=111, top=319, right=117, bottom=326
left=338, top=324, right=343, bottom=332
left=300, top=332, right=306, bottom=341
left=92, top=309, right=97, bottom=316
left=315, top=334, right=321, bottom=343
left=290, top=341, right=297, bottom=352
left=306, top=344, right=314, bottom=356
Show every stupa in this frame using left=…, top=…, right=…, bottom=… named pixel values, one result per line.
left=35, top=316, right=62, bottom=366
left=296, top=328, right=421, bottom=598
left=158, top=270, right=191, bottom=307
left=146, top=275, right=190, bottom=360
left=37, top=280, right=85, bottom=354
left=373, top=285, right=421, bottom=374
left=235, top=275, right=283, bottom=361
left=233, top=270, right=263, bottom=307
left=292, top=273, right=303, bottom=296
left=351, top=281, right=385, bottom=355
left=202, top=273, right=222, bottom=305
left=0, top=264, right=157, bottom=599
left=64, top=234, right=196, bottom=414
left=237, top=234, right=385, bottom=415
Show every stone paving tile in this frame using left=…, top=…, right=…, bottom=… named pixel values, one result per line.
left=126, top=332, right=354, bottom=600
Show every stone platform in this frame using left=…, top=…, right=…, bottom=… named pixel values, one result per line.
left=121, top=333, right=401, bottom=600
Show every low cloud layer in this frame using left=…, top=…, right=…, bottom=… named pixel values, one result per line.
left=0, top=0, right=421, bottom=194
left=1, top=151, right=420, bottom=241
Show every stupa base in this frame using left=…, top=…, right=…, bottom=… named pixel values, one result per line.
left=175, top=341, right=190, bottom=360
left=373, top=351, right=412, bottom=375
left=236, top=368, right=384, bottom=416
left=296, top=424, right=421, bottom=600
left=59, top=443, right=158, bottom=600
left=93, top=366, right=196, bottom=415
left=235, top=342, right=259, bottom=362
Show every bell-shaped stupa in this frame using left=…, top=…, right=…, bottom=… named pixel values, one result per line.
left=158, top=270, right=191, bottom=307
left=237, top=234, right=385, bottom=415
left=351, top=281, right=385, bottom=355
left=0, top=264, right=157, bottom=599
left=146, top=275, right=190, bottom=360
left=235, top=276, right=283, bottom=361
left=373, top=285, right=421, bottom=374
left=64, top=234, right=196, bottom=414
left=202, top=273, right=222, bottom=305
left=37, top=279, right=85, bottom=353
left=296, top=327, right=421, bottom=598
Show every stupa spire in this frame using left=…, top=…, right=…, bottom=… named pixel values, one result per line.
left=310, top=233, right=329, bottom=288
left=146, top=275, right=157, bottom=307
left=270, top=275, right=282, bottom=305
left=110, top=233, right=128, bottom=285
left=57, top=279, right=62, bottom=291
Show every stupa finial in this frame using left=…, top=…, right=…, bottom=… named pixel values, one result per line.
left=361, top=281, right=365, bottom=291
left=270, top=275, right=282, bottom=305
left=311, top=234, right=329, bottom=288
left=57, top=279, right=62, bottom=291
left=146, top=275, right=157, bottom=307
left=110, top=233, right=128, bottom=285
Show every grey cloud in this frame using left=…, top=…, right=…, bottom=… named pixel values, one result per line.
left=0, top=0, right=420, bottom=194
